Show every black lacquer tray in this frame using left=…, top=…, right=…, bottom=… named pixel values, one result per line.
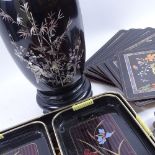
left=0, top=121, right=54, bottom=155
left=0, top=93, right=155, bottom=155
left=52, top=94, right=155, bottom=155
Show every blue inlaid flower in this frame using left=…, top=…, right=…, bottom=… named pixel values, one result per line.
left=96, top=129, right=113, bottom=144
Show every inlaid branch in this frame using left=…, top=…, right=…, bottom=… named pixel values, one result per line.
left=0, top=1, right=84, bottom=87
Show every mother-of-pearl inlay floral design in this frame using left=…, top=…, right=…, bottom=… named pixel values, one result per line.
left=0, top=1, right=84, bottom=87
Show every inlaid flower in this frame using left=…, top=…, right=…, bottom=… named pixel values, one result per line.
left=96, top=129, right=113, bottom=145
left=84, top=149, right=98, bottom=155
left=145, top=53, right=155, bottom=62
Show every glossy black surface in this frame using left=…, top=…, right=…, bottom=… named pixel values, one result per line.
left=53, top=94, right=155, bottom=155
left=0, top=0, right=92, bottom=110
left=38, top=75, right=92, bottom=112
left=0, top=122, right=54, bottom=155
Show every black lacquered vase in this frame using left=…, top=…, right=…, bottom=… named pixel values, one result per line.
left=0, top=0, right=92, bottom=111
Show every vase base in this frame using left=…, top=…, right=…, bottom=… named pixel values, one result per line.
left=36, top=76, right=92, bottom=112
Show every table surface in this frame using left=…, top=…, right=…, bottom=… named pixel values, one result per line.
left=0, top=0, right=155, bottom=132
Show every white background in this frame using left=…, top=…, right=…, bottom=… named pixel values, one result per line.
left=0, top=0, right=155, bottom=131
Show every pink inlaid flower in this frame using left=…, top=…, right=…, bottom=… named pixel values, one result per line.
left=84, top=149, right=98, bottom=155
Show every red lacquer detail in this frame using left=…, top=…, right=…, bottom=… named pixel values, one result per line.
left=151, top=83, right=155, bottom=88
left=84, top=149, right=98, bottom=155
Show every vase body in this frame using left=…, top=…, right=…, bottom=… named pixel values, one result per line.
left=0, top=0, right=92, bottom=111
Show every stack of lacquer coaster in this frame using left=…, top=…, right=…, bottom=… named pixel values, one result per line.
left=85, top=28, right=155, bottom=106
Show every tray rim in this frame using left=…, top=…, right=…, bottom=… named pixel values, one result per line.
left=52, top=92, right=155, bottom=155
left=0, top=121, right=56, bottom=155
